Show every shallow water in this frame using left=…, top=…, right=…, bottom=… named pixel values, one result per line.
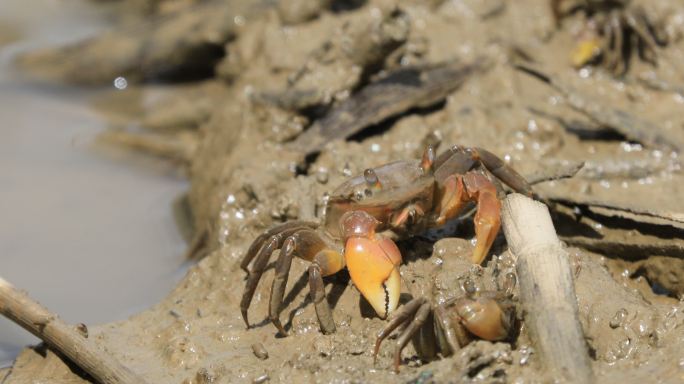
left=0, top=0, right=189, bottom=366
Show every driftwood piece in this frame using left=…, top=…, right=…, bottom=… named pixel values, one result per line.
left=548, top=195, right=684, bottom=229
left=501, top=194, right=593, bottom=383
left=289, top=59, right=490, bottom=155
left=550, top=202, right=684, bottom=260
left=0, top=277, right=149, bottom=384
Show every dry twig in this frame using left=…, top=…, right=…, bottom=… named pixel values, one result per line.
left=0, top=277, right=149, bottom=384
left=289, top=59, right=491, bottom=155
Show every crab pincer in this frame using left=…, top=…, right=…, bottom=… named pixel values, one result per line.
left=341, top=211, right=402, bottom=319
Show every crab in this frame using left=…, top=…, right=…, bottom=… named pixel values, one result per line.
left=373, top=271, right=518, bottom=372
left=239, top=145, right=533, bottom=336
left=551, top=0, right=667, bottom=74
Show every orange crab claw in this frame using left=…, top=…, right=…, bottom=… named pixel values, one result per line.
left=454, top=297, right=509, bottom=341
left=341, top=211, right=402, bottom=319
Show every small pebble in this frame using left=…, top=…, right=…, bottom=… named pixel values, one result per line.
left=253, top=373, right=269, bottom=384
left=251, top=343, right=269, bottom=360
left=316, top=168, right=329, bottom=184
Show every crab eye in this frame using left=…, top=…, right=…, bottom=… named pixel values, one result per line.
left=364, top=188, right=372, bottom=197
left=354, top=190, right=365, bottom=200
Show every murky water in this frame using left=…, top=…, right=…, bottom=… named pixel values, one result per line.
left=0, top=0, right=189, bottom=366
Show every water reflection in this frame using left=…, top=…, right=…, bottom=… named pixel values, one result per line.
left=0, top=0, right=189, bottom=367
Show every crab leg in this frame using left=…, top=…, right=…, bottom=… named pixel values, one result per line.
left=469, top=147, right=534, bottom=197
left=308, top=249, right=345, bottom=334
left=605, top=10, right=624, bottom=74
left=240, top=221, right=317, bottom=272
left=266, top=229, right=345, bottom=335
left=435, top=174, right=469, bottom=226
left=373, top=297, right=426, bottom=364
left=268, top=236, right=296, bottom=335
left=624, top=7, right=659, bottom=63
left=437, top=172, right=501, bottom=264
left=464, top=172, right=501, bottom=264
left=373, top=297, right=431, bottom=372
left=240, top=236, right=279, bottom=328
left=433, top=303, right=469, bottom=355
left=240, top=225, right=313, bottom=327
left=393, top=303, right=431, bottom=372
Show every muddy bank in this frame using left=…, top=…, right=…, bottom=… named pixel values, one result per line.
left=4, top=0, right=684, bottom=383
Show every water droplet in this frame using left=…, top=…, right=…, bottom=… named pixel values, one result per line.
left=342, top=163, right=353, bottom=177
left=620, top=142, right=642, bottom=152
left=113, top=76, right=127, bottom=90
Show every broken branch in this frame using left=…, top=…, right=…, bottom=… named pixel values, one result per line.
left=0, top=277, right=149, bottom=384
left=501, top=194, right=593, bottom=383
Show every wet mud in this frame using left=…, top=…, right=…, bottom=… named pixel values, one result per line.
left=4, top=0, right=684, bottom=383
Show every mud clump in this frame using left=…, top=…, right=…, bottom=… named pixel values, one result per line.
left=5, top=0, right=684, bottom=383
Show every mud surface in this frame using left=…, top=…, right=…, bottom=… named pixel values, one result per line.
left=3, top=0, right=684, bottom=383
